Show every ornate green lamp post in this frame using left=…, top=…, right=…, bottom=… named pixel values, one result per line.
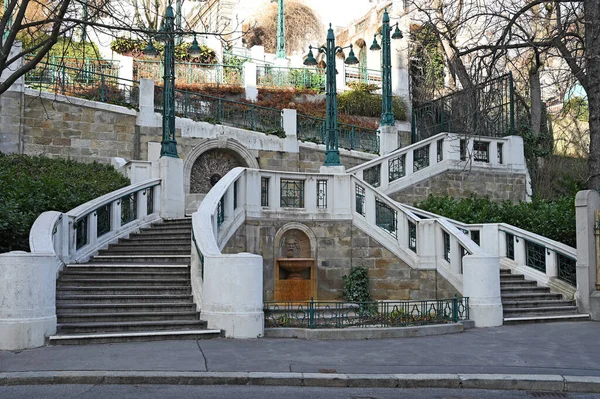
left=304, top=24, right=358, bottom=166
left=370, top=8, right=402, bottom=126
left=275, top=0, right=286, bottom=59
left=144, top=5, right=202, bottom=158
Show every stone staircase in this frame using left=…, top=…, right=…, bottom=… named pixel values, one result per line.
left=49, top=218, right=221, bottom=345
left=500, top=269, right=590, bottom=324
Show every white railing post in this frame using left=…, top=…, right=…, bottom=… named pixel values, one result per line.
left=480, top=224, right=500, bottom=256
left=449, top=236, right=462, bottom=275
left=138, top=188, right=148, bottom=219
left=514, top=236, right=526, bottom=267
left=490, top=140, right=499, bottom=167
left=137, top=78, right=155, bottom=127
left=463, top=254, right=503, bottom=327
left=417, top=220, right=437, bottom=269
left=244, top=62, right=258, bottom=102
left=282, top=108, right=299, bottom=153
left=380, top=160, right=389, bottom=191
left=406, top=148, right=414, bottom=176
left=305, top=176, right=317, bottom=211
left=546, top=249, right=557, bottom=278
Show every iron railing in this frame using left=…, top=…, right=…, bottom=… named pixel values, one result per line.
left=296, top=114, right=380, bottom=154
left=264, top=297, right=469, bottom=329
left=257, top=65, right=325, bottom=90
left=134, top=60, right=244, bottom=86
left=411, top=74, right=516, bottom=143
left=24, top=62, right=139, bottom=108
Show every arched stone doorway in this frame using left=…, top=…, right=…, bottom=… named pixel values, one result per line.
left=183, top=139, right=259, bottom=213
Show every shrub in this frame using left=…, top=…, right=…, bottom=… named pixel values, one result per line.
left=0, top=154, right=130, bottom=253
left=414, top=194, right=576, bottom=247
left=338, top=89, right=407, bottom=121
left=342, top=266, right=372, bottom=302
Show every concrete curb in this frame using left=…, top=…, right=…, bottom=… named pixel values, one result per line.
left=0, top=371, right=599, bottom=392
left=264, top=323, right=464, bottom=339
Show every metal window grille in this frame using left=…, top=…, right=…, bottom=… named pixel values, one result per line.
left=443, top=231, right=450, bottom=262
left=437, top=139, right=443, bottom=162
left=408, top=221, right=417, bottom=252
left=389, top=154, right=406, bottom=182
left=363, top=164, right=381, bottom=187
left=355, top=184, right=366, bottom=216
left=261, top=177, right=269, bottom=207
left=233, top=180, right=238, bottom=210
left=506, top=233, right=515, bottom=260
left=497, top=143, right=504, bottom=164
left=120, top=192, right=137, bottom=226
left=470, top=230, right=480, bottom=246
left=75, top=217, right=88, bottom=250
left=375, top=199, right=397, bottom=237
left=96, top=204, right=111, bottom=238
left=557, top=253, right=576, bottom=286
left=317, top=180, right=327, bottom=209
left=460, top=139, right=467, bottom=161
left=413, top=144, right=430, bottom=172
left=525, top=240, right=546, bottom=272
left=217, top=197, right=225, bottom=227
left=146, top=187, right=154, bottom=215
left=280, top=179, right=304, bottom=208
left=473, top=141, right=490, bottom=162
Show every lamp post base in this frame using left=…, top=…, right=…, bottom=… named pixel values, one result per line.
left=160, top=139, right=178, bottom=158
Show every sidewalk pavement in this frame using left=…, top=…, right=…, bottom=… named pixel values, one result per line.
left=1, top=321, right=599, bottom=392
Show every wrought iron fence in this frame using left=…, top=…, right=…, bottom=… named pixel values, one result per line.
left=557, top=253, right=576, bottom=286
left=411, top=74, right=516, bottom=143
left=344, top=66, right=382, bottom=86
left=24, top=62, right=139, bottom=108
left=155, top=89, right=284, bottom=135
left=264, top=297, right=469, bottom=329
left=134, top=60, right=244, bottom=86
left=257, top=65, right=325, bottom=90
left=296, top=114, right=380, bottom=154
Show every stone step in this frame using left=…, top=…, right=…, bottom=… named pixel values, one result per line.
left=503, top=314, right=591, bottom=325
left=127, top=233, right=192, bottom=241
left=56, top=319, right=209, bottom=334
left=500, top=292, right=563, bottom=301
left=502, top=299, right=575, bottom=309
left=57, top=286, right=192, bottom=295
left=154, top=218, right=192, bottom=225
left=500, top=281, right=538, bottom=288
left=56, top=303, right=197, bottom=313
left=48, top=329, right=221, bottom=345
left=500, top=286, right=552, bottom=294
left=88, top=255, right=190, bottom=264
left=64, top=264, right=189, bottom=273
left=57, top=278, right=190, bottom=287
left=57, top=311, right=200, bottom=323
left=97, top=250, right=191, bottom=257
left=499, top=269, right=513, bottom=275
left=56, top=294, right=194, bottom=304
left=503, top=306, right=580, bottom=317
left=108, top=239, right=191, bottom=247
left=499, top=274, right=525, bottom=282
left=137, top=228, right=192, bottom=236
left=102, top=244, right=192, bottom=252
left=59, top=271, right=190, bottom=279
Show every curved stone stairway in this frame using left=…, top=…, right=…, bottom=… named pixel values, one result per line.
left=49, top=218, right=221, bottom=345
left=500, top=269, right=590, bottom=324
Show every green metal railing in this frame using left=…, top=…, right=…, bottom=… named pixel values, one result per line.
left=24, top=62, right=139, bottom=108
left=411, top=74, right=516, bottom=143
left=264, top=297, right=469, bottom=328
left=345, top=66, right=382, bottom=86
left=134, top=60, right=244, bottom=86
left=257, top=65, right=325, bottom=90
left=296, top=114, right=380, bottom=154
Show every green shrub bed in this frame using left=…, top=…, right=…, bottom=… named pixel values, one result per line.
left=415, top=194, right=576, bottom=248
left=0, top=154, right=129, bottom=253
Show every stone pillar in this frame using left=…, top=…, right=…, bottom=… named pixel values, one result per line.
left=250, top=45, right=265, bottom=63
left=244, top=62, right=258, bottom=102
left=0, top=252, right=62, bottom=350
left=336, top=61, right=346, bottom=93
left=202, top=252, right=264, bottom=338
left=159, top=156, right=185, bottom=219
left=282, top=108, right=298, bottom=153
left=463, top=254, right=503, bottom=327
left=379, top=125, right=398, bottom=155
left=575, top=190, right=600, bottom=318
left=137, top=78, right=155, bottom=127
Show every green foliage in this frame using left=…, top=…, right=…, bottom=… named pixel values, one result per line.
left=338, top=90, right=407, bottom=121
left=347, top=82, right=379, bottom=93
left=0, top=154, right=130, bottom=253
left=563, top=96, right=589, bottom=121
left=19, top=33, right=101, bottom=60
left=409, top=23, right=446, bottom=103
left=415, top=194, right=576, bottom=247
left=110, top=37, right=216, bottom=63
left=342, top=266, right=372, bottom=302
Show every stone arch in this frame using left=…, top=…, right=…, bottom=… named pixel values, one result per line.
left=273, top=223, right=317, bottom=260
left=183, top=138, right=259, bottom=195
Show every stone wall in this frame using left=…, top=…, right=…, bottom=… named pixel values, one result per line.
left=299, top=146, right=374, bottom=173
left=0, top=90, right=23, bottom=154
left=389, top=169, right=528, bottom=205
left=221, top=219, right=458, bottom=301
left=20, top=94, right=137, bottom=163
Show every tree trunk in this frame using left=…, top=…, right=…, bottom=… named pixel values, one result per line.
left=585, top=0, right=600, bottom=189
left=529, top=62, right=542, bottom=137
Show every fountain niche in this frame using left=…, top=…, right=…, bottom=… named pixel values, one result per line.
left=274, top=229, right=316, bottom=302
